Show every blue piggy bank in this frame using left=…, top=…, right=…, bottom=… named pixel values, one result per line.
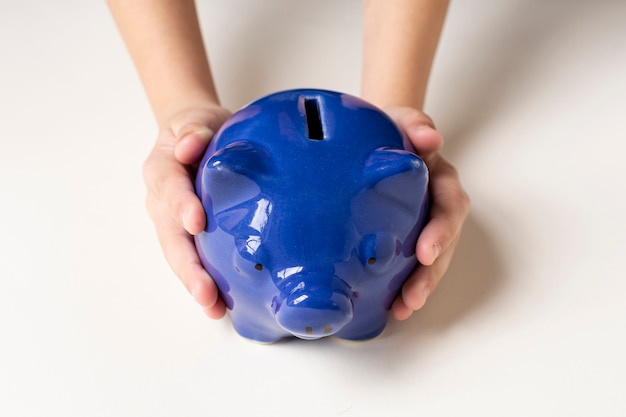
left=195, top=89, right=429, bottom=342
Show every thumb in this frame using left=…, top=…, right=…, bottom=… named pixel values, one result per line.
left=384, top=106, right=444, bottom=155
left=174, top=124, right=214, bottom=165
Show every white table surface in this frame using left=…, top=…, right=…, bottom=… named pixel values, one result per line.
left=1, top=1, right=625, bottom=416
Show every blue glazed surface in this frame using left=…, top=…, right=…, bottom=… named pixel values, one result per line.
left=195, top=89, right=429, bottom=342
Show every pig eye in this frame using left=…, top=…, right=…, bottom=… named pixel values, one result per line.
left=360, top=233, right=396, bottom=267
left=255, top=263, right=264, bottom=271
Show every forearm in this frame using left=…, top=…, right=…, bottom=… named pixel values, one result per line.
left=107, top=0, right=219, bottom=125
left=361, top=0, right=449, bottom=110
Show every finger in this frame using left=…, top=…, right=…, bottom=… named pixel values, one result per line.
left=384, top=105, right=436, bottom=129
left=143, top=148, right=206, bottom=235
left=408, top=239, right=458, bottom=306
left=391, top=297, right=414, bottom=321
left=417, top=158, right=470, bottom=266
left=407, top=125, right=444, bottom=155
left=204, top=302, right=227, bottom=319
left=384, top=106, right=444, bottom=154
left=391, top=238, right=459, bottom=320
left=174, top=124, right=214, bottom=165
left=147, top=193, right=221, bottom=312
left=168, top=106, right=232, bottom=164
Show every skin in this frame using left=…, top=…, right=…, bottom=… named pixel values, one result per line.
left=361, top=0, right=469, bottom=320
left=107, top=0, right=469, bottom=321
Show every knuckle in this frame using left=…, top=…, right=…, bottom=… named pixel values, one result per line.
left=142, top=154, right=159, bottom=188
left=171, top=195, right=188, bottom=221
left=451, top=189, right=469, bottom=220
left=144, top=192, right=164, bottom=223
left=452, top=186, right=469, bottom=207
left=144, top=193, right=154, bottom=215
left=152, top=174, right=168, bottom=201
left=460, top=190, right=471, bottom=214
left=451, top=189, right=470, bottom=224
left=442, top=159, right=460, bottom=178
left=143, top=155, right=171, bottom=200
left=433, top=159, right=470, bottom=219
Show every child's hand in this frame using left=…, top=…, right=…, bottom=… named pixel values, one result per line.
left=385, top=107, right=470, bottom=321
left=142, top=102, right=466, bottom=323
left=143, top=105, right=231, bottom=319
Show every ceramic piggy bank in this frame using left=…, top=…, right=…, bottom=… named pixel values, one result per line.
left=195, top=89, right=429, bottom=343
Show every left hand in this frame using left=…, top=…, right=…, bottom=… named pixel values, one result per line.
left=385, top=106, right=470, bottom=321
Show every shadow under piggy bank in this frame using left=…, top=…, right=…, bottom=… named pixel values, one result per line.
left=195, top=89, right=429, bottom=343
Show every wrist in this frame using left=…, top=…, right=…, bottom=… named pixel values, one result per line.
left=361, top=0, right=449, bottom=110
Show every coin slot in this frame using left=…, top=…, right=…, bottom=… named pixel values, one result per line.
left=304, top=98, right=324, bottom=140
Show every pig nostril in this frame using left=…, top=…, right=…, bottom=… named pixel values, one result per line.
left=276, top=286, right=353, bottom=338
left=304, top=325, right=332, bottom=335
left=368, top=257, right=377, bottom=265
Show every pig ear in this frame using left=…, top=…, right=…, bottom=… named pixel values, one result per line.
left=362, top=147, right=429, bottom=210
left=203, top=141, right=272, bottom=178
left=199, top=141, right=273, bottom=221
left=364, top=147, right=428, bottom=187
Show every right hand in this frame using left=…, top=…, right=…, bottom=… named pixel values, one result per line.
left=143, top=104, right=231, bottom=318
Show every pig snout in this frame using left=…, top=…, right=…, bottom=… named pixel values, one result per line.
left=272, top=273, right=354, bottom=339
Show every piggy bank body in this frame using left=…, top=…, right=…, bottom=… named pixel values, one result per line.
left=195, top=89, right=429, bottom=343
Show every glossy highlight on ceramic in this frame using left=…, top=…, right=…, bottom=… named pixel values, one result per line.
left=194, top=89, right=429, bottom=343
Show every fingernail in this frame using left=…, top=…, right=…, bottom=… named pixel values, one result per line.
left=193, top=127, right=213, bottom=141
left=410, top=125, right=444, bottom=148
left=432, top=243, right=442, bottom=261
left=183, top=127, right=212, bottom=143
left=411, top=124, right=435, bottom=135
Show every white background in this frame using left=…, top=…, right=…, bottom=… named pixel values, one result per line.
left=1, top=1, right=625, bottom=416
